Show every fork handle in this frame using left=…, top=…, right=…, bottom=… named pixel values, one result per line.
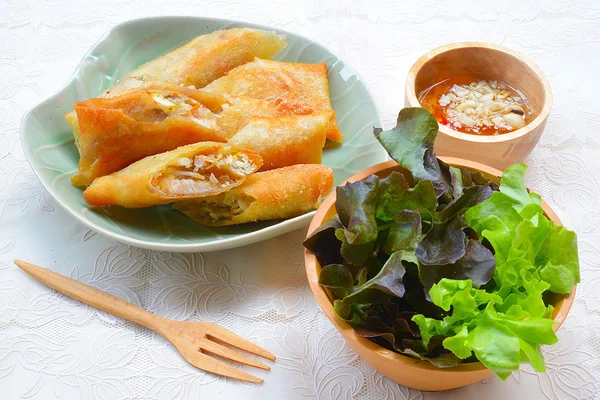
left=14, top=259, right=165, bottom=332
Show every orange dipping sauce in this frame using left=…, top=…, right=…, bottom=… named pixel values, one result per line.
left=418, top=77, right=533, bottom=136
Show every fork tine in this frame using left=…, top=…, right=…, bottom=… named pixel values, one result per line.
left=199, top=339, right=270, bottom=370
left=186, top=350, right=264, bottom=383
left=204, top=324, right=276, bottom=361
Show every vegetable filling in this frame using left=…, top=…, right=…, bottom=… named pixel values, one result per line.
left=154, top=152, right=256, bottom=196
left=144, top=92, right=216, bottom=128
left=186, top=193, right=255, bottom=221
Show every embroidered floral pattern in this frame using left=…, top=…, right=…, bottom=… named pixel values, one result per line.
left=1, top=2, right=600, bottom=399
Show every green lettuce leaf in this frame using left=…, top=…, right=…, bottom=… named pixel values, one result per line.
left=416, top=215, right=467, bottom=266
left=376, top=172, right=437, bottom=224
left=447, top=162, right=498, bottom=197
left=467, top=305, right=557, bottom=379
left=344, top=251, right=407, bottom=304
left=383, top=210, right=423, bottom=255
left=336, top=174, right=379, bottom=245
left=435, top=185, right=493, bottom=223
left=305, top=107, right=580, bottom=380
left=448, top=166, right=464, bottom=198
left=413, top=279, right=558, bottom=380
left=319, top=264, right=354, bottom=298
left=416, top=185, right=492, bottom=266
left=374, top=108, right=450, bottom=197
left=537, top=224, right=580, bottom=293
left=497, top=163, right=541, bottom=213
left=461, top=310, right=521, bottom=380
left=345, top=211, right=422, bottom=305
left=465, top=163, right=579, bottom=294
left=304, top=216, right=343, bottom=266
left=412, top=163, right=579, bottom=379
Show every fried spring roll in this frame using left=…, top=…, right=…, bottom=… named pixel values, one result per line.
left=213, top=96, right=284, bottom=138
left=71, top=88, right=228, bottom=186
left=174, top=164, right=334, bottom=226
left=83, top=142, right=263, bottom=208
left=65, top=28, right=287, bottom=139
left=229, top=112, right=331, bottom=171
left=203, top=58, right=342, bottom=143
left=111, top=28, right=286, bottom=92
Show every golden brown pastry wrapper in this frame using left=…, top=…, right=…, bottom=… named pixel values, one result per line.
left=72, top=86, right=320, bottom=186
left=65, top=28, right=286, bottom=141
left=72, top=88, right=228, bottom=186
left=174, top=164, right=334, bottom=226
left=111, top=28, right=286, bottom=92
left=83, top=142, right=262, bottom=208
left=229, top=112, right=331, bottom=171
left=203, top=58, right=342, bottom=143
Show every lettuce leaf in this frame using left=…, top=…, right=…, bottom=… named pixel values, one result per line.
left=416, top=215, right=468, bottom=266
left=344, top=251, right=408, bottom=304
left=448, top=166, right=464, bottom=198
left=345, top=210, right=421, bottom=304
left=355, top=305, right=461, bottom=368
left=376, top=172, right=437, bottom=224
left=465, top=163, right=579, bottom=294
left=415, top=184, right=493, bottom=268
left=319, top=264, right=354, bottom=298
left=497, top=163, right=541, bottom=212
left=332, top=175, right=380, bottom=265
left=305, top=108, right=580, bottom=381
left=336, top=174, right=379, bottom=245
left=418, top=239, right=496, bottom=294
left=536, top=224, right=580, bottom=293
left=412, top=279, right=557, bottom=380
left=383, top=210, right=422, bottom=254
left=303, top=216, right=343, bottom=266
left=414, top=164, right=578, bottom=379
left=374, top=108, right=450, bottom=197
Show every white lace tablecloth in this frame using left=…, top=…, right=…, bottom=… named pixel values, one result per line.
left=1, top=1, right=599, bottom=399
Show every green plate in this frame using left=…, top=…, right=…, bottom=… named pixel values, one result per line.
left=21, top=17, right=386, bottom=252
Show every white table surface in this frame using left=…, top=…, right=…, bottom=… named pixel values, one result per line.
left=1, top=1, right=599, bottom=399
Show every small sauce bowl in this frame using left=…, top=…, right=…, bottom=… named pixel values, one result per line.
left=405, top=42, right=552, bottom=170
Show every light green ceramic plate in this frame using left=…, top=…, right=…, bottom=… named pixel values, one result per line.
left=21, top=17, right=386, bottom=252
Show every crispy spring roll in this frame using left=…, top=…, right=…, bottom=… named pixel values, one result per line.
left=213, top=96, right=284, bottom=138
left=65, top=28, right=287, bottom=139
left=71, top=88, right=228, bottom=186
left=110, top=28, right=286, bottom=92
left=83, top=142, right=263, bottom=208
left=203, top=58, right=342, bottom=143
left=229, top=112, right=331, bottom=171
left=72, top=87, right=312, bottom=185
left=174, top=164, right=334, bottom=226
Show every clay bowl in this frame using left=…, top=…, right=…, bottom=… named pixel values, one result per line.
left=304, top=158, right=576, bottom=391
left=405, top=42, right=552, bottom=170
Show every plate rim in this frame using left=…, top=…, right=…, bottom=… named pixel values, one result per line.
left=20, top=15, right=384, bottom=252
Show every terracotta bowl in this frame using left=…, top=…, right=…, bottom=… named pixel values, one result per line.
left=304, top=158, right=576, bottom=391
left=405, top=43, right=552, bottom=170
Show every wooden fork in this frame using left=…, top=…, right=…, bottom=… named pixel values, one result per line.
left=14, top=259, right=275, bottom=383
